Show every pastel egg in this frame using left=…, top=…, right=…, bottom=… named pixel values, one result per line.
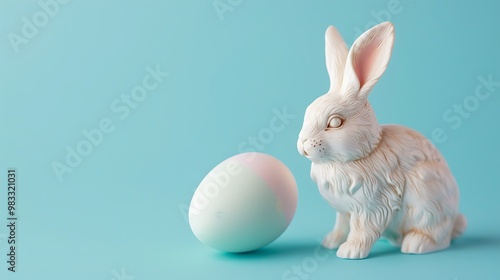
left=189, top=152, right=298, bottom=253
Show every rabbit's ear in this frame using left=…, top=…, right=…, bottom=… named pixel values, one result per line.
left=325, top=26, right=348, bottom=93
left=341, top=21, right=394, bottom=100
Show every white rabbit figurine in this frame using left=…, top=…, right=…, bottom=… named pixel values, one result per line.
left=297, top=21, right=466, bottom=259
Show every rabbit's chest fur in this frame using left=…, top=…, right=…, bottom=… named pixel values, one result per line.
left=310, top=125, right=450, bottom=215
left=311, top=156, right=403, bottom=214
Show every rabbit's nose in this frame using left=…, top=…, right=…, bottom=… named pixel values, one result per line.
left=297, top=139, right=309, bottom=156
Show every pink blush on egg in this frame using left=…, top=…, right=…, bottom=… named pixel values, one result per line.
left=232, top=153, right=298, bottom=224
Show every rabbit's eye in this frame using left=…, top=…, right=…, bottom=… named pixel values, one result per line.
left=328, top=116, right=344, bottom=129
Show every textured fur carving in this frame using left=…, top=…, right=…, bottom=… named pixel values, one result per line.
left=297, top=22, right=466, bottom=259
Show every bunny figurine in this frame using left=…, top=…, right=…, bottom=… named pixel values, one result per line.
left=297, top=21, right=466, bottom=259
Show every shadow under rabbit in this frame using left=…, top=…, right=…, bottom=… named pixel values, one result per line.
left=213, top=233, right=500, bottom=261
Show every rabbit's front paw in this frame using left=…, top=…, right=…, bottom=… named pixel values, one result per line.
left=322, top=230, right=348, bottom=249
left=336, top=240, right=371, bottom=259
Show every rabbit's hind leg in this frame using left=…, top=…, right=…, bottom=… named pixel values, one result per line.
left=400, top=213, right=454, bottom=254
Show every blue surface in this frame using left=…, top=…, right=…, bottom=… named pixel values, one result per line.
left=1, top=0, right=499, bottom=279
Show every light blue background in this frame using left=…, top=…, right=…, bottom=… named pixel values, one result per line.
left=1, top=0, right=499, bottom=279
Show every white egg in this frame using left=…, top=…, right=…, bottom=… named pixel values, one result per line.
left=189, top=152, right=298, bottom=253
